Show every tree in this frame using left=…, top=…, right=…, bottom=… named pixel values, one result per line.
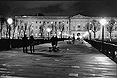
left=28, top=23, right=32, bottom=37
left=59, top=22, right=65, bottom=38
left=39, top=21, right=45, bottom=38
left=107, top=18, right=116, bottom=41
left=18, top=20, right=23, bottom=38
left=50, top=23, right=54, bottom=34
left=23, top=22, right=28, bottom=36
left=12, top=19, right=18, bottom=39
left=55, top=22, right=58, bottom=36
left=91, top=19, right=100, bottom=39
left=50, top=22, right=58, bottom=36
left=0, top=17, right=6, bottom=38
left=39, top=25, right=44, bottom=38
left=85, top=22, right=93, bottom=40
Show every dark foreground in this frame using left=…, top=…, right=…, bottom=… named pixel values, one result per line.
left=0, top=40, right=116, bottom=78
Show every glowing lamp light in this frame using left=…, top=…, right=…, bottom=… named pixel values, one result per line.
left=47, top=28, right=51, bottom=32
left=100, top=19, right=107, bottom=25
left=51, top=22, right=53, bottom=24
left=23, top=16, right=27, bottom=17
left=115, top=22, right=117, bottom=24
left=89, top=30, right=92, bottom=32
left=79, top=36, right=82, bottom=39
left=58, top=31, right=61, bottom=35
left=7, top=18, right=13, bottom=25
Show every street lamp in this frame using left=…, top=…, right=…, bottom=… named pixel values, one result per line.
left=47, top=28, right=51, bottom=40
left=7, top=18, right=13, bottom=39
left=100, top=18, right=107, bottom=52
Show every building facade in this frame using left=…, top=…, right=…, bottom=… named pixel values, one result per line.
left=14, top=16, right=70, bottom=39
left=70, top=14, right=117, bottom=39
left=1, top=14, right=117, bottom=39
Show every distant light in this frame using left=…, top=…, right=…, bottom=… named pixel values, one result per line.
left=46, top=28, right=51, bottom=32
left=100, top=19, right=107, bottom=25
left=79, top=36, right=82, bottom=39
left=115, top=22, right=117, bottom=24
left=7, top=18, right=13, bottom=25
left=89, top=22, right=92, bottom=24
left=89, top=30, right=92, bottom=32
left=22, top=16, right=27, bottom=17
left=58, top=31, right=61, bottom=35
left=51, top=22, right=53, bottom=24
left=115, top=51, right=117, bottom=55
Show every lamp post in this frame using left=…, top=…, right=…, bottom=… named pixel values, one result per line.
left=51, top=21, right=53, bottom=35
left=7, top=17, right=13, bottom=49
left=100, top=18, right=107, bottom=52
left=89, top=30, right=92, bottom=41
left=47, top=28, right=51, bottom=40
left=7, top=18, right=13, bottom=39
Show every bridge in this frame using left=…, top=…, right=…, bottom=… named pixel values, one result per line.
left=0, top=40, right=116, bottom=78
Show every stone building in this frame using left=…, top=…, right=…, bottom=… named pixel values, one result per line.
left=14, top=16, right=70, bottom=39
left=1, top=14, right=117, bottom=40
left=69, top=14, right=117, bottom=40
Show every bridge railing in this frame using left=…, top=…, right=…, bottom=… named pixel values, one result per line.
left=84, top=39, right=117, bottom=63
left=0, top=38, right=67, bottom=51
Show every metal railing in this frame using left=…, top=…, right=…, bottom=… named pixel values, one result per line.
left=84, top=39, right=117, bottom=63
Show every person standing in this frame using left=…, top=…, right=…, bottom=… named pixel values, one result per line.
left=50, top=36, right=56, bottom=48
left=55, top=36, right=58, bottom=47
left=22, top=34, right=28, bottom=53
left=29, top=35, right=35, bottom=53
left=72, top=36, right=75, bottom=44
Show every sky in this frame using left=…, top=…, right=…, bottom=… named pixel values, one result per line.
left=0, top=0, right=117, bottom=17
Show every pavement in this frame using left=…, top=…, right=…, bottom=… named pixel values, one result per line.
left=0, top=40, right=116, bottom=78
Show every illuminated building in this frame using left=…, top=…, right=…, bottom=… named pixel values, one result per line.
left=0, top=14, right=117, bottom=39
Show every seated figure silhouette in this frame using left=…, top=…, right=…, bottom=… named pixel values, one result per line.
left=50, top=36, right=58, bottom=52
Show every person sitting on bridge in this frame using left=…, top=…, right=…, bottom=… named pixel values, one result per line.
left=50, top=35, right=58, bottom=48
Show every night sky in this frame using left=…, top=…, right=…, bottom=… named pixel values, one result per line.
left=0, top=0, right=117, bottom=17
